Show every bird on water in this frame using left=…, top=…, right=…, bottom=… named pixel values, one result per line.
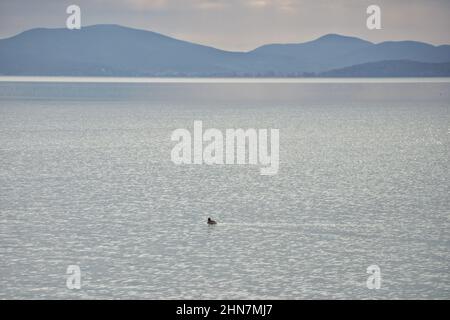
left=207, top=217, right=217, bottom=225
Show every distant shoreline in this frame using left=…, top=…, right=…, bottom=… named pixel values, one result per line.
left=1, top=76, right=450, bottom=84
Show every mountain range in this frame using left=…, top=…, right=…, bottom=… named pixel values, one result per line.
left=1, top=24, right=450, bottom=77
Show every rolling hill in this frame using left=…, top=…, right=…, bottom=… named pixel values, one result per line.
left=1, top=24, right=449, bottom=77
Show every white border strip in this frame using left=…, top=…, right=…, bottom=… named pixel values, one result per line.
left=0, top=76, right=450, bottom=84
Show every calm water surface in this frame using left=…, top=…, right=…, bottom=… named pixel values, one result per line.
left=0, top=81, right=449, bottom=299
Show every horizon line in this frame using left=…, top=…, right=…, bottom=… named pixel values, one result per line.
left=1, top=76, right=450, bottom=84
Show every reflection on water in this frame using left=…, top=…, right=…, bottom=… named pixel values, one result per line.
left=0, top=81, right=449, bottom=299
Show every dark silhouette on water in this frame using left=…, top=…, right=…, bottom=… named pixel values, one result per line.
left=207, top=217, right=217, bottom=225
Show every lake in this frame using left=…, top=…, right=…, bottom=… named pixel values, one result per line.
left=0, top=79, right=448, bottom=299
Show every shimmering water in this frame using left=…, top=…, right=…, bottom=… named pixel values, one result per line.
left=0, top=81, right=449, bottom=299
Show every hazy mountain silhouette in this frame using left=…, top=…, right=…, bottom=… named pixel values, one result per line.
left=1, top=24, right=449, bottom=77
left=319, top=60, right=450, bottom=77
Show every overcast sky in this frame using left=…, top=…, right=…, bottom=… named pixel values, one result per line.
left=0, top=0, right=449, bottom=51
